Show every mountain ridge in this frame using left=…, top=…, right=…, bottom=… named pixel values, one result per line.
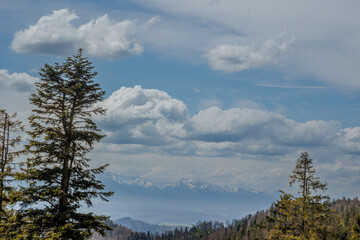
left=114, top=217, right=180, bottom=234
left=111, top=175, right=270, bottom=195
left=94, top=172, right=276, bottom=225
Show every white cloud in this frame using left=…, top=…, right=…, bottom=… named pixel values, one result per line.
left=11, top=9, right=158, bottom=59
left=188, top=107, right=341, bottom=157
left=96, top=86, right=358, bottom=158
left=336, top=127, right=360, bottom=154
left=97, top=85, right=189, bottom=145
left=191, top=107, right=338, bottom=145
left=133, top=0, right=360, bottom=87
left=0, top=69, right=38, bottom=92
left=205, top=33, right=294, bottom=72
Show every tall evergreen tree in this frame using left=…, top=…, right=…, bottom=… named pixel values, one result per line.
left=269, top=152, right=331, bottom=240
left=17, top=49, right=113, bottom=239
left=289, top=152, right=330, bottom=239
left=0, top=109, right=24, bottom=238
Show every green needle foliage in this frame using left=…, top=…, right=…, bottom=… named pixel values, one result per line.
left=0, top=109, right=24, bottom=238
left=352, top=214, right=360, bottom=240
left=267, top=191, right=299, bottom=239
left=269, top=152, right=331, bottom=240
left=17, top=49, right=113, bottom=239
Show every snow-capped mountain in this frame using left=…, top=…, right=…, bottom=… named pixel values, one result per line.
left=94, top=173, right=276, bottom=226
left=172, top=178, right=225, bottom=192
left=112, top=175, right=242, bottom=193
left=113, top=175, right=155, bottom=188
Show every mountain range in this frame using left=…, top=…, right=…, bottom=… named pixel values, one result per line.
left=91, top=173, right=276, bottom=226
left=114, top=217, right=177, bottom=234
left=114, top=176, right=242, bottom=193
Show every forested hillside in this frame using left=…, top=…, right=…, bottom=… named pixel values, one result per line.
left=96, top=197, right=360, bottom=240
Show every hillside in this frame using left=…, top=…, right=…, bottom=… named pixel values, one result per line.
left=94, top=197, right=360, bottom=240
left=115, top=217, right=176, bottom=234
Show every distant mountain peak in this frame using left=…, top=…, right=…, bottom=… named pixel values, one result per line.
left=175, top=178, right=221, bottom=191
left=115, top=216, right=177, bottom=234
left=112, top=175, right=154, bottom=188
left=112, top=175, right=241, bottom=193
left=100, top=173, right=276, bottom=226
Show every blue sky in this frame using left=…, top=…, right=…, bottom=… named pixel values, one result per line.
left=1, top=0, right=360, bottom=200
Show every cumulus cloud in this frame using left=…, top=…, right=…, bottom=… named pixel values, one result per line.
left=336, top=127, right=360, bottom=154
left=96, top=86, right=359, bottom=158
left=97, top=85, right=189, bottom=145
left=11, top=9, right=158, bottom=59
left=205, top=33, right=294, bottom=72
left=0, top=69, right=38, bottom=92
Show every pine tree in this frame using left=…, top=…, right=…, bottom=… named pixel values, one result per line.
left=268, top=192, right=294, bottom=239
left=0, top=110, right=24, bottom=238
left=269, top=152, right=331, bottom=240
left=17, top=49, right=113, bottom=239
left=289, top=152, right=331, bottom=239
left=351, top=214, right=360, bottom=240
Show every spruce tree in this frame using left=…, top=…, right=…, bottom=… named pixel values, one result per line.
left=17, top=49, right=113, bottom=239
left=289, top=152, right=330, bottom=239
left=352, top=214, right=360, bottom=240
left=269, top=152, right=331, bottom=240
left=0, top=110, right=24, bottom=238
left=268, top=191, right=299, bottom=239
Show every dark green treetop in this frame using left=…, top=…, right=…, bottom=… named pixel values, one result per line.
left=17, top=49, right=113, bottom=239
left=289, top=152, right=327, bottom=198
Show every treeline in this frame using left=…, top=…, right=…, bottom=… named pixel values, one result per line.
left=98, top=197, right=360, bottom=240
left=94, top=220, right=224, bottom=240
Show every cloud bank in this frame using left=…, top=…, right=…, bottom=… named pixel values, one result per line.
left=96, top=86, right=357, bottom=158
left=11, top=9, right=158, bottom=59
left=0, top=69, right=38, bottom=92
left=92, top=86, right=360, bottom=197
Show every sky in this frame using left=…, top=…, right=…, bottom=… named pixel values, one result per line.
left=1, top=0, right=360, bottom=200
